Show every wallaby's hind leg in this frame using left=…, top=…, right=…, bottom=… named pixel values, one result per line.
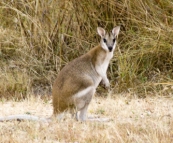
left=75, top=87, right=110, bottom=122
left=78, top=103, right=89, bottom=121
left=75, top=87, right=95, bottom=121
left=76, top=100, right=110, bottom=122
left=75, top=100, right=90, bottom=121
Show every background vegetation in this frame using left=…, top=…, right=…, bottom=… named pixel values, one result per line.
left=0, top=0, right=173, bottom=98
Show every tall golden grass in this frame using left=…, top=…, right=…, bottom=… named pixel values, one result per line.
left=0, top=0, right=173, bottom=98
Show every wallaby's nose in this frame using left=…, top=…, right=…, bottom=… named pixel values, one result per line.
left=108, top=46, right=113, bottom=52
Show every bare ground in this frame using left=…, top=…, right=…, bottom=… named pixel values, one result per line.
left=0, top=94, right=173, bottom=143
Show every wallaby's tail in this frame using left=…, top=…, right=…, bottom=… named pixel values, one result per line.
left=0, top=115, right=49, bottom=122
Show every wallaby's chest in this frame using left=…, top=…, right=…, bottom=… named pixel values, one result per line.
left=94, top=52, right=113, bottom=79
left=100, top=52, right=113, bottom=73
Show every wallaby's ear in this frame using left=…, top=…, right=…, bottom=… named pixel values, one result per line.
left=112, top=26, right=120, bottom=37
left=97, top=27, right=106, bottom=37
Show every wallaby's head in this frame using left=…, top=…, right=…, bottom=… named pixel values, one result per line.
left=97, top=26, right=120, bottom=52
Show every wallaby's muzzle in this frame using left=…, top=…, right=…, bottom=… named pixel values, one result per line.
left=108, top=46, right=113, bottom=52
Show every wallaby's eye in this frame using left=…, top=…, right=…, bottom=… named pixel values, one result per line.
left=113, top=38, right=116, bottom=43
left=103, top=38, right=107, bottom=43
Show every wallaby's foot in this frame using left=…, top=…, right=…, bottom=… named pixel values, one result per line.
left=88, top=114, right=100, bottom=119
left=78, top=115, right=111, bottom=122
left=87, top=114, right=111, bottom=122
left=87, top=117, right=111, bottom=122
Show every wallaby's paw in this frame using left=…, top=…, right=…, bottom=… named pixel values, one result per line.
left=105, top=84, right=110, bottom=89
left=101, top=80, right=110, bottom=89
left=104, top=79, right=110, bottom=89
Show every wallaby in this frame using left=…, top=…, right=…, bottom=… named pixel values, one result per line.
left=0, top=26, right=120, bottom=122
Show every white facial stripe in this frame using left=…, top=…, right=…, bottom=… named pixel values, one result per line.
left=74, top=87, right=93, bottom=98
left=101, top=41, right=108, bottom=51
left=100, top=32, right=117, bottom=52
left=101, top=39, right=116, bottom=52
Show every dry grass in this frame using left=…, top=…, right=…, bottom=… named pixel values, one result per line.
left=0, top=94, right=173, bottom=143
